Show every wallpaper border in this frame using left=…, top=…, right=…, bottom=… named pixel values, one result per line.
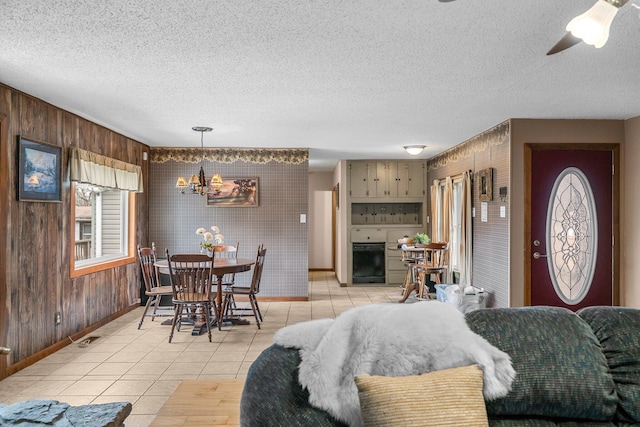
left=151, top=148, right=309, bottom=164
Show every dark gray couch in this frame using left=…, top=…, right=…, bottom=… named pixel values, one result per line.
left=240, top=306, right=640, bottom=426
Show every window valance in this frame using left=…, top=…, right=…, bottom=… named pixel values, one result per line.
left=69, top=147, right=143, bottom=192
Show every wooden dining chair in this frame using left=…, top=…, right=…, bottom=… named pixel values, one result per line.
left=222, top=244, right=266, bottom=329
left=397, top=237, right=421, bottom=292
left=413, top=242, right=449, bottom=299
left=166, top=251, right=216, bottom=342
left=137, top=243, right=173, bottom=329
left=213, top=243, right=239, bottom=286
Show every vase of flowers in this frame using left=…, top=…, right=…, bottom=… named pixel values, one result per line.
left=196, top=226, right=224, bottom=256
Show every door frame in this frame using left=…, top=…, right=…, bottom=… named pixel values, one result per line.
left=524, top=143, right=620, bottom=306
left=0, top=113, right=8, bottom=380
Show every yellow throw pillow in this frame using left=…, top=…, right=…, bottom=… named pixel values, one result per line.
left=355, top=364, right=488, bottom=427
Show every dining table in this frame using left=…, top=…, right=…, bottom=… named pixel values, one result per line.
left=154, top=257, right=255, bottom=334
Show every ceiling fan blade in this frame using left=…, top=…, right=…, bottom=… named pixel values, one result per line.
left=547, top=32, right=582, bottom=55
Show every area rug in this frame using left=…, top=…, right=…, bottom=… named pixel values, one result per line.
left=150, top=379, right=244, bottom=427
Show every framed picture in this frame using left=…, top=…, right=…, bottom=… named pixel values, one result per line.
left=17, top=136, right=62, bottom=202
left=478, top=168, right=493, bottom=202
left=206, top=177, right=259, bottom=207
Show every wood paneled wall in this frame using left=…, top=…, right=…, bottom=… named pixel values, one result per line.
left=0, top=83, right=149, bottom=379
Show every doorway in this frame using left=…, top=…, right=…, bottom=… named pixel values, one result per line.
left=524, top=144, right=620, bottom=310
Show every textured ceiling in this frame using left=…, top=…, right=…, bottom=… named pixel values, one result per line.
left=1, top=0, right=639, bottom=170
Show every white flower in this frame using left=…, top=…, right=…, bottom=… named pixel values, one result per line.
left=197, top=226, right=224, bottom=249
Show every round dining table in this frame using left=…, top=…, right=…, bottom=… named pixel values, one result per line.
left=154, top=257, right=255, bottom=333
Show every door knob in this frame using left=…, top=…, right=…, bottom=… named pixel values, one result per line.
left=533, top=252, right=547, bottom=259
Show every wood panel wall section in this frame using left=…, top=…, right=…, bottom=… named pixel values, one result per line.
left=0, top=83, right=150, bottom=380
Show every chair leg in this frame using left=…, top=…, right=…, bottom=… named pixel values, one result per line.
left=150, top=294, right=166, bottom=321
left=401, top=265, right=412, bottom=291
left=253, top=298, right=263, bottom=322
left=249, top=295, right=261, bottom=329
left=222, top=294, right=231, bottom=319
left=168, top=304, right=181, bottom=343
left=138, top=296, right=153, bottom=329
left=213, top=300, right=222, bottom=331
left=227, top=293, right=237, bottom=311
left=203, top=304, right=212, bottom=342
left=416, top=270, right=426, bottom=299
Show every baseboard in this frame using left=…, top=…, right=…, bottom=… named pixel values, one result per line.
left=251, top=296, right=308, bottom=302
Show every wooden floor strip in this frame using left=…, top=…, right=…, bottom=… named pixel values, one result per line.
left=150, top=379, right=245, bottom=427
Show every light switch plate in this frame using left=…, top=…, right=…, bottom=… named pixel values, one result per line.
left=500, top=206, right=506, bottom=218
left=300, top=214, right=306, bottom=223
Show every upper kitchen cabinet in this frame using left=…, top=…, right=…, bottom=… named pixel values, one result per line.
left=348, top=160, right=425, bottom=199
left=397, top=161, right=425, bottom=198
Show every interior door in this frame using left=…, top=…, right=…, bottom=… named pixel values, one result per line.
left=526, top=144, right=618, bottom=310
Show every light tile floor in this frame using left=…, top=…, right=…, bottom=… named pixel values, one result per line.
left=0, top=271, right=402, bottom=426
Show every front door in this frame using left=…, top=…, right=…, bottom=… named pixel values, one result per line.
left=525, top=144, right=619, bottom=310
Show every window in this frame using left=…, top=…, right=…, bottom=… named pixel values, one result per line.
left=546, top=167, right=597, bottom=305
left=71, top=182, right=136, bottom=277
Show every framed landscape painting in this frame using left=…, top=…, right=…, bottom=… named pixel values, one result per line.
left=206, top=177, right=259, bottom=207
left=17, top=136, right=62, bottom=202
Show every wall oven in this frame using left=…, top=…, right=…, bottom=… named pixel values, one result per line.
left=352, top=242, right=386, bottom=284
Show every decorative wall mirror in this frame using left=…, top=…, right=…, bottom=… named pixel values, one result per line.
left=478, top=168, right=493, bottom=202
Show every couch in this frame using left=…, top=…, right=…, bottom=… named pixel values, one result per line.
left=240, top=306, right=640, bottom=426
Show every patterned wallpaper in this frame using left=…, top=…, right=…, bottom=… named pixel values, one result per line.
left=427, top=121, right=511, bottom=308
left=148, top=151, right=309, bottom=298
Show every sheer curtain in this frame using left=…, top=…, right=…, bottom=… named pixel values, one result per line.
left=459, top=171, right=473, bottom=286
left=442, top=176, right=454, bottom=283
left=430, top=180, right=441, bottom=241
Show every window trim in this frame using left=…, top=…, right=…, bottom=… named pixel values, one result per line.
left=70, top=182, right=136, bottom=278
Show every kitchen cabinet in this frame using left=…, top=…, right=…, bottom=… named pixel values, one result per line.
left=397, top=161, right=425, bottom=198
left=348, top=160, right=425, bottom=199
left=351, top=203, right=422, bottom=226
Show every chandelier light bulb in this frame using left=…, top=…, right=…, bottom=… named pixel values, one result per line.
left=566, top=0, right=619, bottom=48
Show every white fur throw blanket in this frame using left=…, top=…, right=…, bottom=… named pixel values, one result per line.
left=273, top=301, right=515, bottom=427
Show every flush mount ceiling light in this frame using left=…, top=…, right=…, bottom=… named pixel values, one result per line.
left=175, top=126, right=222, bottom=196
left=403, top=145, right=426, bottom=155
left=547, top=0, right=629, bottom=55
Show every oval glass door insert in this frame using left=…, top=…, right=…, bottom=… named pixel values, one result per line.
left=545, top=167, right=598, bottom=305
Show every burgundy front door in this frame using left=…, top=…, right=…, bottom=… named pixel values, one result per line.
left=528, top=146, right=616, bottom=310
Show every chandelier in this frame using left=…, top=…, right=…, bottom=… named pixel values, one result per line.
left=175, top=126, right=223, bottom=196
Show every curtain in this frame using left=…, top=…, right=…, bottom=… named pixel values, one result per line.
left=459, top=171, right=473, bottom=286
left=442, top=176, right=454, bottom=282
left=70, top=147, right=143, bottom=192
left=430, top=180, right=440, bottom=241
